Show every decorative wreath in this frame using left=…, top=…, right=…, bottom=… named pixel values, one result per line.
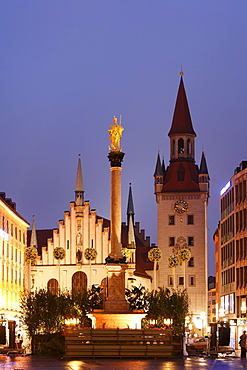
left=148, top=247, right=162, bottom=262
left=25, top=246, right=38, bottom=264
left=53, top=247, right=66, bottom=260
left=178, top=248, right=191, bottom=262
left=168, top=254, right=180, bottom=268
left=84, top=247, right=98, bottom=261
left=121, top=248, right=131, bottom=259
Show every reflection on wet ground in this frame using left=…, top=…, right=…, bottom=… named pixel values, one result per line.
left=0, top=355, right=247, bottom=369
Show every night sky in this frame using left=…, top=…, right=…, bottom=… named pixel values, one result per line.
left=1, top=1, right=247, bottom=276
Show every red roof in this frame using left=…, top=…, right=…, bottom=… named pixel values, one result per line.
left=163, top=161, right=200, bottom=192
left=168, top=77, right=196, bottom=137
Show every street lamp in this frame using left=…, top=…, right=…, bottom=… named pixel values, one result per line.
left=200, top=311, right=206, bottom=337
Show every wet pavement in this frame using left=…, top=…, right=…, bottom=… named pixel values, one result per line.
left=0, top=355, right=247, bottom=370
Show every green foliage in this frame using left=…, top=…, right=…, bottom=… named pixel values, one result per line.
left=20, top=285, right=103, bottom=340
left=20, top=291, right=41, bottom=339
left=127, top=286, right=190, bottom=335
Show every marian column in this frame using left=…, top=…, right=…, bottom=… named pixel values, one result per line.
left=90, top=117, right=146, bottom=328
left=104, top=116, right=129, bottom=312
left=107, top=116, right=125, bottom=261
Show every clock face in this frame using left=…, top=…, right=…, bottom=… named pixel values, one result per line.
left=174, top=200, right=189, bottom=213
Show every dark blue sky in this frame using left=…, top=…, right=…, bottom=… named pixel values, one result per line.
left=1, top=1, right=247, bottom=276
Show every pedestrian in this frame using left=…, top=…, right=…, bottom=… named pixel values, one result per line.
left=240, top=330, right=247, bottom=358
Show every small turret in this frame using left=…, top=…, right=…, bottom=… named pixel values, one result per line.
left=199, top=150, right=210, bottom=197
left=154, top=152, right=164, bottom=194
left=75, top=154, right=84, bottom=206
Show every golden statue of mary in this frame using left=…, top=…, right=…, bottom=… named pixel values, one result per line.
left=108, top=116, right=124, bottom=151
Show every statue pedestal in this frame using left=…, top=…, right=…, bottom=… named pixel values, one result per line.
left=89, top=311, right=146, bottom=329
left=103, top=264, right=129, bottom=312
left=88, top=264, right=146, bottom=329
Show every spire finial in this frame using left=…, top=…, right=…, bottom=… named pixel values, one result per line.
left=180, top=64, right=184, bottom=76
left=75, top=155, right=84, bottom=205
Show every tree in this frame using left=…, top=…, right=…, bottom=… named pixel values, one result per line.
left=126, top=286, right=190, bottom=335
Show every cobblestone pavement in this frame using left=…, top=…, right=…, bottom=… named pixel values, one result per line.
left=1, top=355, right=247, bottom=369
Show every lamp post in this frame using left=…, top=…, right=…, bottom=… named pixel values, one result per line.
left=200, top=311, right=206, bottom=337
left=148, top=247, right=162, bottom=291
left=53, top=247, right=66, bottom=292
left=84, top=246, right=98, bottom=289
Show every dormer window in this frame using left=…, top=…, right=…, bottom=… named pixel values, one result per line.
left=178, top=138, right=184, bottom=154
left=177, top=163, right=185, bottom=181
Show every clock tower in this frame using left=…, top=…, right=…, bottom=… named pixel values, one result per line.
left=154, top=74, right=210, bottom=327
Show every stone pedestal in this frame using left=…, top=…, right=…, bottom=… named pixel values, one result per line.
left=89, top=311, right=146, bottom=329
left=103, top=264, right=129, bottom=312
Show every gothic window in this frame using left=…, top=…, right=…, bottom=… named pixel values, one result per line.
left=72, top=271, right=87, bottom=292
left=169, top=216, right=175, bottom=225
left=47, top=278, right=59, bottom=295
left=178, top=138, right=184, bottom=154
left=177, top=164, right=185, bottom=181
left=187, top=139, right=192, bottom=155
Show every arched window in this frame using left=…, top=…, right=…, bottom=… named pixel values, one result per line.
left=172, top=139, right=176, bottom=155
left=187, top=139, right=192, bottom=155
left=47, top=278, right=59, bottom=295
left=178, top=138, right=184, bottom=154
left=72, top=271, right=87, bottom=292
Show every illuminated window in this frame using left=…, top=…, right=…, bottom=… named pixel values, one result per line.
left=72, top=271, right=87, bottom=292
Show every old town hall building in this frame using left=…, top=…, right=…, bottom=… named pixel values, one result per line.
left=154, top=74, right=210, bottom=325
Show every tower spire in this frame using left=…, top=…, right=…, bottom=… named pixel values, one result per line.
left=75, top=154, right=84, bottom=206
left=127, top=183, right=135, bottom=226
left=29, top=215, right=38, bottom=249
left=158, top=75, right=200, bottom=193
left=168, top=73, right=196, bottom=137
